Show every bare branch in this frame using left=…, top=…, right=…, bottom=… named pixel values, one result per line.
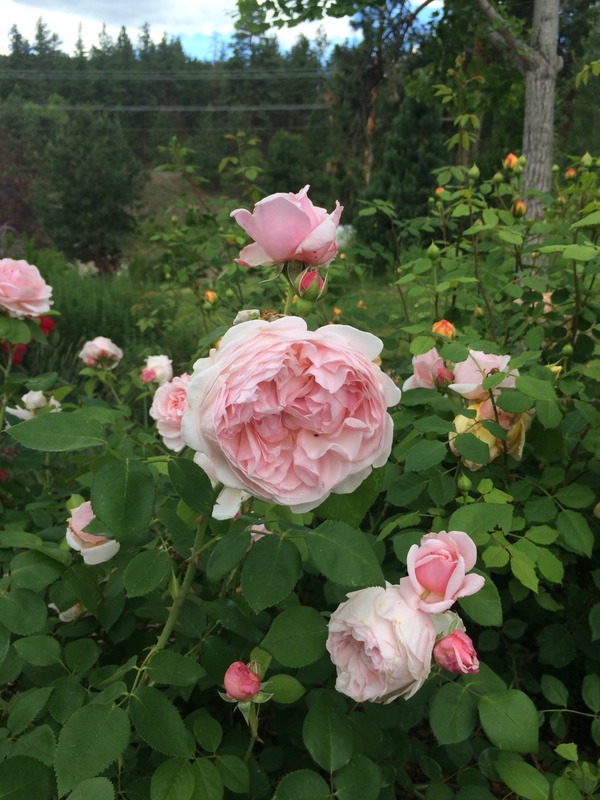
left=471, top=0, right=538, bottom=74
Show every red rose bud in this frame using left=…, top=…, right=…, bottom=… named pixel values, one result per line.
left=432, top=319, right=456, bottom=338
left=296, top=270, right=326, bottom=302
left=435, top=367, right=454, bottom=387
left=512, top=199, right=527, bottom=218
left=39, top=316, right=56, bottom=336
left=435, top=186, right=445, bottom=197
left=223, top=661, right=261, bottom=701
left=434, top=631, right=479, bottom=675
left=503, top=153, right=518, bottom=170
left=565, top=167, right=577, bottom=180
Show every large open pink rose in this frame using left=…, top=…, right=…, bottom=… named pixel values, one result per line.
left=326, top=579, right=437, bottom=703
left=181, top=316, right=400, bottom=518
left=230, top=186, right=343, bottom=268
left=449, top=349, right=517, bottom=400
left=0, top=258, right=53, bottom=319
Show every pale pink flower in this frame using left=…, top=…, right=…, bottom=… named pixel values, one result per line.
left=449, top=349, right=517, bottom=400
left=149, top=373, right=191, bottom=452
left=6, top=390, right=61, bottom=422
left=231, top=186, right=343, bottom=268
left=248, top=523, right=272, bottom=543
left=223, top=662, right=261, bottom=701
left=326, top=579, right=437, bottom=703
left=402, top=348, right=453, bottom=391
left=140, top=354, right=173, bottom=386
left=406, top=531, right=485, bottom=613
left=78, top=336, right=123, bottom=369
left=434, top=630, right=480, bottom=675
left=66, top=501, right=120, bottom=566
left=0, top=258, right=53, bottom=319
left=181, top=316, right=400, bottom=519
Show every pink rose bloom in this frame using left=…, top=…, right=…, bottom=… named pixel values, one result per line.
left=223, top=661, right=261, bottom=701
left=79, top=336, right=123, bottom=369
left=66, top=501, right=120, bottom=566
left=140, top=354, right=173, bottom=386
left=326, top=579, right=437, bottom=703
left=402, top=348, right=453, bottom=391
left=0, top=258, right=53, bottom=319
left=230, top=185, right=343, bottom=268
left=433, top=630, right=480, bottom=675
left=449, top=349, right=517, bottom=400
left=180, top=316, right=400, bottom=519
left=149, top=373, right=191, bottom=452
left=407, top=531, right=485, bottom=613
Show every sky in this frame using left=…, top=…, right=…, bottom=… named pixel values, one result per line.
left=0, top=0, right=360, bottom=60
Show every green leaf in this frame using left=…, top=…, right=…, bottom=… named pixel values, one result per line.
left=582, top=674, right=600, bottom=712
left=13, top=635, right=60, bottom=666
left=429, top=682, right=478, bottom=744
left=205, top=531, right=251, bottom=583
left=555, top=483, right=595, bottom=509
left=273, top=770, right=331, bottom=800
left=11, top=724, right=56, bottom=767
left=8, top=687, right=54, bottom=736
left=91, top=458, right=155, bottom=540
left=261, top=606, right=327, bottom=668
left=240, top=535, right=301, bottom=612
left=124, top=550, right=170, bottom=597
left=7, top=412, right=105, bottom=451
left=55, top=704, right=130, bottom=795
left=190, top=760, right=223, bottom=800
left=555, top=743, right=578, bottom=762
left=262, top=674, right=306, bottom=704
left=515, top=376, right=556, bottom=401
left=129, top=686, right=194, bottom=758
left=562, top=243, right=597, bottom=261
left=571, top=209, right=600, bottom=228
left=0, top=589, right=48, bottom=634
left=459, top=575, right=502, bottom=626
left=302, top=694, right=354, bottom=771
left=192, top=710, right=223, bottom=753
left=0, top=316, right=32, bottom=343
left=0, top=756, right=54, bottom=800
left=552, top=777, right=583, bottom=800
left=449, top=503, right=513, bottom=536
left=150, top=759, right=195, bottom=800
left=67, top=777, right=115, bottom=800
left=404, top=439, right=447, bottom=471
left=510, top=550, right=538, bottom=592
left=478, top=690, right=539, bottom=753
left=306, top=521, right=384, bottom=589
left=495, top=390, right=534, bottom=414
left=335, top=755, right=382, bottom=800
left=536, top=548, right=564, bottom=583
left=314, top=468, right=384, bottom=527
left=452, top=433, right=490, bottom=466
left=410, top=335, right=436, bottom=355
left=146, top=651, right=205, bottom=687
left=541, top=674, right=569, bottom=706
left=214, top=755, right=250, bottom=794
left=535, top=399, right=562, bottom=429
left=556, top=510, right=593, bottom=557
left=168, top=458, right=214, bottom=517
left=495, top=759, right=549, bottom=800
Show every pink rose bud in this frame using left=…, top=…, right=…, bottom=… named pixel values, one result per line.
left=140, top=368, right=157, bottom=384
left=298, top=270, right=325, bottom=301
left=435, top=367, right=455, bottom=387
left=223, top=661, right=261, bottom=701
left=433, top=630, right=479, bottom=675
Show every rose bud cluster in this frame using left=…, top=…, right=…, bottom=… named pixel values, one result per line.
left=79, top=336, right=123, bottom=369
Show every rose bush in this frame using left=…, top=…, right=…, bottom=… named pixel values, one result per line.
left=180, top=315, right=400, bottom=518
left=78, top=335, right=123, bottom=368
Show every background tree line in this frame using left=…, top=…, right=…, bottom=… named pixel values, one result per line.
left=1, top=0, right=599, bottom=266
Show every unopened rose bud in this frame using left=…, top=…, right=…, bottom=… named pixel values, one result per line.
left=518, top=154, right=527, bottom=166
left=514, top=164, right=524, bottom=175
left=473, top=305, right=484, bottom=318
left=436, top=367, right=454, bottom=386
left=435, top=186, right=445, bottom=197
left=457, top=474, right=472, bottom=494
left=565, top=167, right=577, bottom=180
left=468, top=164, right=480, bottom=181
left=140, top=368, right=157, bottom=384
left=296, top=270, right=326, bottom=302
left=552, top=164, right=559, bottom=173
left=223, top=661, right=261, bottom=701
left=558, top=194, right=566, bottom=204
left=561, top=344, right=574, bottom=356
left=427, top=242, right=441, bottom=261
left=503, top=153, right=519, bottom=171
left=491, top=171, right=503, bottom=185
left=432, top=319, right=456, bottom=338
left=433, top=630, right=479, bottom=675
left=512, top=199, right=527, bottom=218
left=581, top=152, right=593, bottom=168
left=225, top=288, right=235, bottom=299
left=593, top=502, right=600, bottom=519
left=204, top=290, right=218, bottom=304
